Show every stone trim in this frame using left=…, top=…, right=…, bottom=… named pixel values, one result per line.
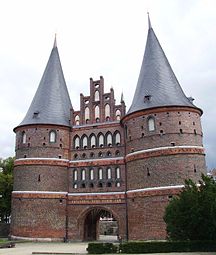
left=70, top=157, right=124, bottom=167
left=15, top=158, right=69, bottom=167
left=126, top=146, right=204, bottom=162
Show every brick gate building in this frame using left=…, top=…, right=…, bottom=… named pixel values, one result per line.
left=11, top=17, right=206, bottom=241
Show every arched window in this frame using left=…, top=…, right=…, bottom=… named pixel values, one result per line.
left=22, top=131, right=26, bottom=144
left=106, top=133, right=112, bottom=146
left=73, top=170, right=78, bottom=181
left=49, top=131, right=56, bottom=143
left=90, top=135, right=96, bottom=148
left=74, top=136, right=80, bottom=149
left=90, top=169, right=94, bottom=180
left=81, top=169, right=86, bottom=180
left=115, top=132, right=121, bottom=145
left=99, top=134, right=104, bottom=147
left=148, top=117, right=155, bottom=131
left=98, top=168, right=103, bottom=180
left=116, top=167, right=120, bottom=179
left=107, top=168, right=112, bottom=179
left=115, top=110, right=121, bottom=120
left=73, top=183, right=78, bottom=189
left=95, top=90, right=100, bottom=101
left=75, top=115, right=80, bottom=125
left=82, top=135, right=88, bottom=149
left=105, top=104, right=110, bottom=118
left=85, top=107, right=90, bottom=122
left=95, top=105, right=100, bottom=120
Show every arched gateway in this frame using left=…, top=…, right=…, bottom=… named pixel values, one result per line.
left=82, top=207, right=118, bottom=241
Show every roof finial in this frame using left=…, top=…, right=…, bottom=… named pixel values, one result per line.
left=147, top=12, right=152, bottom=29
left=121, top=91, right=124, bottom=103
left=53, top=33, right=57, bottom=48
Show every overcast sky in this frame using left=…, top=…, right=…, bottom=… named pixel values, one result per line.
left=0, top=0, right=216, bottom=170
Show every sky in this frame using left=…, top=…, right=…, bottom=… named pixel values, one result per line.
left=0, top=0, right=216, bottom=170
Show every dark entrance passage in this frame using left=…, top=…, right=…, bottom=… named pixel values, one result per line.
left=83, top=208, right=118, bottom=241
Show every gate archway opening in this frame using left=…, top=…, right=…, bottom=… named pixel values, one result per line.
left=83, top=208, right=118, bottom=241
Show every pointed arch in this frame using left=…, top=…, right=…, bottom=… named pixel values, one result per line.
left=75, top=115, right=80, bottom=125
left=90, top=134, right=96, bottom=148
left=114, top=131, right=121, bottom=145
left=85, top=107, right=90, bottom=123
left=105, top=132, right=113, bottom=147
left=98, top=133, right=104, bottom=147
left=74, top=135, right=80, bottom=149
left=95, top=105, right=100, bottom=120
left=115, top=109, right=121, bottom=120
left=81, top=135, right=88, bottom=149
left=94, top=90, right=99, bottom=101
left=105, top=104, right=111, bottom=118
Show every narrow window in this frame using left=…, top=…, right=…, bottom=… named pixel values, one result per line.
left=85, top=107, right=90, bottom=123
left=106, top=133, right=112, bottom=146
left=115, top=110, right=121, bottom=120
left=95, top=105, right=100, bottom=120
left=73, top=183, right=78, bottom=189
left=116, top=182, right=121, bottom=187
left=95, top=90, right=100, bottom=101
left=75, top=115, right=80, bottom=125
left=82, top=135, right=88, bottom=149
left=107, top=168, right=112, bottom=179
left=98, top=168, right=103, bottom=180
left=115, top=132, right=121, bottom=145
left=74, top=136, right=80, bottom=149
left=116, top=167, right=120, bottom=179
left=105, top=104, right=111, bottom=118
left=22, top=131, right=27, bottom=144
left=90, top=169, right=94, bottom=180
left=81, top=169, right=86, bottom=180
left=99, top=134, right=104, bottom=147
left=49, top=131, right=56, bottom=143
left=90, top=135, right=96, bottom=148
left=73, top=170, right=78, bottom=181
left=148, top=117, right=155, bottom=131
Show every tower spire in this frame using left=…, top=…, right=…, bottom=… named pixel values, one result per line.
left=147, top=12, right=152, bottom=29
left=53, top=33, right=57, bottom=48
left=127, top=17, right=197, bottom=115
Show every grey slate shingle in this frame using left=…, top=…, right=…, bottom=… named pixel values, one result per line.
left=17, top=43, right=72, bottom=128
left=127, top=19, right=198, bottom=115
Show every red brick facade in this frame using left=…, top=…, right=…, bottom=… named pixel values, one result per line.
left=11, top=77, right=206, bottom=241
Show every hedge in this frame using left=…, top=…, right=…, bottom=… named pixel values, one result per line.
left=87, top=243, right=118, bottom=254
left=119, top=241, right=216, bottom=253
left=87, top=241, right=216, bottom=253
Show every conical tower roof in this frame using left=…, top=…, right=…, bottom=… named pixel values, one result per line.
left=127, top=15, right=197, bottom=115
left=16, top=37, right=72, bottom=128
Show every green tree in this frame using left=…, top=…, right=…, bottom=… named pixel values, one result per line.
left=0, top=157, right=14, bottom=223
left=164, top=174, right=216, bottom=241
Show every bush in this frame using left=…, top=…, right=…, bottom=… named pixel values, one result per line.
left=119, top=241, right=216, bottom=253
left=87, top=242, right=118, bottom=254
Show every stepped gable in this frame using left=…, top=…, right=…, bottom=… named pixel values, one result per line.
left=127, top=15, right=197, bottom=115
left=17, top=36, right=72, bottom=128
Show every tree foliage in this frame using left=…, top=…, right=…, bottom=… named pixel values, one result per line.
left=0, top=157, right=14, bottom=222
left=164, top=174, right=216, bottom=241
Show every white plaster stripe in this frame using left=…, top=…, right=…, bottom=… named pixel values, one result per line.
left=68, top=191, right=125, bottom=196
left=12, top=191, right=67, bottom=195
left=12, top=185, right=185, bottom=196
left=15, top=157, right=69, bottom=162
left=126, top=145, right=204, bottom=157
left=127, top=185, right=184, bottom=193
left=70, top=156, right=124, bottom=163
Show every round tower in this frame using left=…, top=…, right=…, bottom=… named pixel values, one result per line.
left=122, top=16, right=206, bottom=240
left=11, top=38, right=72, bottom=241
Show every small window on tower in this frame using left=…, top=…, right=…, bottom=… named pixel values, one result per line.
left=49, top=131, right=56, bottom=143
left=22, top=131, right=27, bottom=144
left=75, top=115, right=80, bottom=125
left=147, top=117, right=155, bottom=131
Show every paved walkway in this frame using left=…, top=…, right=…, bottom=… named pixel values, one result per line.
left=0, top=242, right=88, bottom=255
left=0, top=242, right=215, bottom=255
